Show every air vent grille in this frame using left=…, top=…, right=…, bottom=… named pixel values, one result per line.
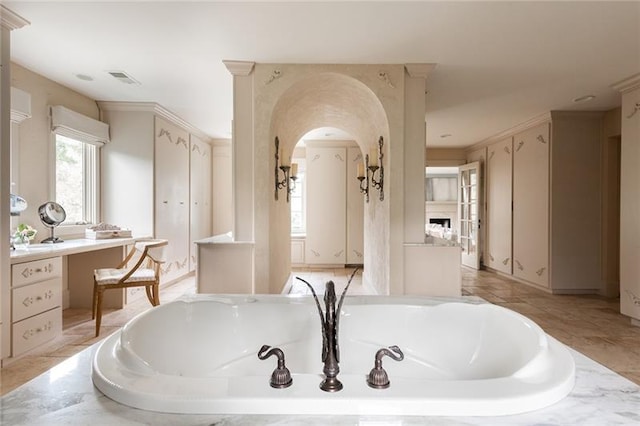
left=107, top=71, right=140, bottom=85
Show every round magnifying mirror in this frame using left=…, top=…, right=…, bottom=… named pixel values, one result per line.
left=38, top=201, right=66, bottom=243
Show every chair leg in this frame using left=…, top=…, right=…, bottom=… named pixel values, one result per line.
left=92, top=282, right=98, bottom=320
left=95, top=288, right=104, bottom=337
left=145, top=285, right=154, bottom=306
left=153, top=283, right=160, bottom=306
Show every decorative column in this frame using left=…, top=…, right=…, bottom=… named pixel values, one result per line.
left=223, top=61, right=255, bottom=242
left=0, top=5, right=30, bottom=360
left=403, top=64, right=436, bottom=243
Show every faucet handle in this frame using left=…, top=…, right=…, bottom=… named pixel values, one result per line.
left=258, top=345, right=293, bottom=388
left=367, top=345, right=404, bottom=389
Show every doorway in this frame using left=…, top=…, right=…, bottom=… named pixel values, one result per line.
left=289, top=128, right=364, bottom=269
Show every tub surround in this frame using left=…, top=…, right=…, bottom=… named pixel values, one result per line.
left=1, top=320, right=639, bottom=424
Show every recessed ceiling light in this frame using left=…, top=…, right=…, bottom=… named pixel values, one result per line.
left=572, top=95, right=596, bottom=103
left=440, top=133, right=452, bottom=138
left=75, top=73, right=93, bottom=81
left=324, top=133, right=333, bottom=137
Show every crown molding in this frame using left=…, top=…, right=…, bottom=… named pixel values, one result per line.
left=223, top=60, right=255, bottom=76
left=404, top=63, right=437, bottom=79
left=1, top=5, right=29, bottom=31
left=97, top=101, right=211, bottom=143
left=611, top=73, right=640, bottom=94
left=465, top=111, right=552, bottom=153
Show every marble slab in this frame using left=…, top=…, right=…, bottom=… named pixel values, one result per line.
left=1, top=342, right=639, bottom=425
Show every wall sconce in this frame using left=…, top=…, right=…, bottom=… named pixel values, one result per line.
left=274, top=136, right=298, bottom=202
left=357, top=136, right=384, bottom=203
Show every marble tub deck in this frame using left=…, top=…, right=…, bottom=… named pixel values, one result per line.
left=1, top=318, right=639, bottom=425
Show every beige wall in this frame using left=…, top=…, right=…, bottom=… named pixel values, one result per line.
left=426, top=148, right=467, bottom=166
left=10, top=63, right=100, bottom=239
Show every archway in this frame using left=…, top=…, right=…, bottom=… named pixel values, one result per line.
left=268, top=72, right=390, bottom=294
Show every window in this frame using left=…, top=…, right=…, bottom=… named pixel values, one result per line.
left=49, top=105, right=109, bottom=228
left=54, top=134, right=98, bottom=225
left=290, top=160, right=306, bottom=234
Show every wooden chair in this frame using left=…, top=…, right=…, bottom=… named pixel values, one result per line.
left=92, top=239, right=168, bottom=336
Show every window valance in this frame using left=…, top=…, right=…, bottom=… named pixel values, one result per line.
left=50, top=105, right=110, bottom=146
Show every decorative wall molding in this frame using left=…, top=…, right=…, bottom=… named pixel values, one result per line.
left=536, top=267, right=546, bottom=277
left=515, top=260, right=524, bottom=271
left=536, top=134, right=548, bottom=144
left=625, top=290, right=640, bottom=306
left=465, top=112, right=551, bottom=153
left=516, top=141, right=525, bottom=152
left=265, top=69, right=282, bottom=85
left=97, top=101, right=212, bottom=143
left=223, top=60, right=255, bottom=76
left=10, top=87, right=31, bottom=123
left=503, top=146, right=511, bottom=155
left=404, top=63, right=437, bottom=79
left=611, top=72, right=640, bottom=94
left=1, top=5, right=30, bottom=30
left=626, top=102, right=640, bottom=119
left=377, top=71, right=396, bottom=88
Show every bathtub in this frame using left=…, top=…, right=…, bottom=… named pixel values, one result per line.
left=92, top=295, right=575, bottom=416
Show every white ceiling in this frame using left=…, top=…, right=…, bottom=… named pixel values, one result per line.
left=6, top=1, right=640, bottom=148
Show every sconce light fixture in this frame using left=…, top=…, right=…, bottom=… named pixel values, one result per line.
left=357, top=136, right=384, bottom=203
left=274, top=136, right=298, bottom=202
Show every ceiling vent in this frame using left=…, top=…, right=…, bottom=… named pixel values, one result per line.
left=107, top=70, right=140, bottom=85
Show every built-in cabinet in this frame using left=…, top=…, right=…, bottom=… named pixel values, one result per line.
left=10, top=257, right=63, bottom=358
left=482, top=114, right=604, bottom=293
left=486, top=137, right=513, bottom=275
left=305, top=145, right=347, bottom=264
left=512, top=124, right=550, bottom=287
left=302, top=142, right=363, bottom=266
left=189, top=135, right=212, bottom=272
left=99, top=102, right=212, bottom=285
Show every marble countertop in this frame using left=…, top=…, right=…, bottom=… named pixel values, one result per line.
left=1, top=341, right=639, bottom=425
left=9, top=237, right=141, bottom=264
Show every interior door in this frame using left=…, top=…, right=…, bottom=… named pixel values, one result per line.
left=459, top=162, right=481, bottom=269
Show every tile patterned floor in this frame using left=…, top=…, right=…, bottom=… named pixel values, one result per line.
left=1, top=268, right=639, bottom=396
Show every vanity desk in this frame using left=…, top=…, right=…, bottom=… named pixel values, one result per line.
left=3, top=237, right=139, bottom=363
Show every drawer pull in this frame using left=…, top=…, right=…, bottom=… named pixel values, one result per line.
left=22, top=321, right=53, bottom=340
left=20, top=263, right=54, bottom=278
left=21, top=290, right=54, bottom=307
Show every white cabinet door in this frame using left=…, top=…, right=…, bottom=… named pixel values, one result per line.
left=305, top=146, right=347, bottom=264
left=486, top=137, right=513, bottom=274
left=346, top=146, right=364, bottom=264
left=513, top=123, right=550, bottom=287
left=155, top=116, right=190, bottom=284
left=190, top=135, right=212, bottom=272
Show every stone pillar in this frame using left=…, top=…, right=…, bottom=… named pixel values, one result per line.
left=223, top=60, right=255, bottom=242
left=0, top=5, right=29, bottom=360
left=403, top=64, right=436, bottom=243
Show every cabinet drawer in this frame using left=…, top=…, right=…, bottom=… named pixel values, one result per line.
left=12, top=278, right=62, bottom=322
left=12, top=257, right=62, bottom=287
left=12, top=307, right=62, bottom=357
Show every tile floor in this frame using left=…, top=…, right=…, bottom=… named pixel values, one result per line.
left=1, top=267, right=639, bottom=397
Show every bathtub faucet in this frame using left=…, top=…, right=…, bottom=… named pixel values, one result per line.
left=296, top=268, right=359, bottom=392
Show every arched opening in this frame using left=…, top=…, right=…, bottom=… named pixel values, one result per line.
left=268, top=72, right=390, bottom=294
left=287, top=127, right=366, bottom=294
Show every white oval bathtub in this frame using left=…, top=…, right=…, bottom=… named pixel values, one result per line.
left=92, top=295, right=575, bottom=416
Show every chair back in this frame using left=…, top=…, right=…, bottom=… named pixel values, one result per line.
left=135, top=239, right=168, bottom=265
